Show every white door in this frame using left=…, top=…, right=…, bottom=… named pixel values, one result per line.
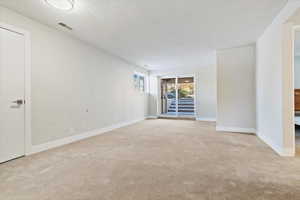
left=0, top=27, right=26, bottom=163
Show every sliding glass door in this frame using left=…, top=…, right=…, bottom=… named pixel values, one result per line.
left=161, top=78, right=176, bottom=115
left=177, top=77, right=195, bottom=116
left=161, top=76, right=195, bottom=117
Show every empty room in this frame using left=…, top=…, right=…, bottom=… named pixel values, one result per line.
left=0, top=0, right=300, bottom=199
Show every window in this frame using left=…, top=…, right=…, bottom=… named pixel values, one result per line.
left=139, top=76, right=145, bottom=92
left=134, top=74, right=139, bottom=89
left=133, top=72, right=145, bottom=92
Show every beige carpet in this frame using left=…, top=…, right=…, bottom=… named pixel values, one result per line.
left=1, top=119, right=300, bottom=200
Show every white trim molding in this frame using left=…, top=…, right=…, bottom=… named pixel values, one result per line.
left=29, top=118, right=145, bottom=155
left=257, top=132, right=295, bottom=157
left=0, top=22, right=32, bottom=156
left=196, top=117, right=216, bottom=122
left=146, top=116, right=159, bottom=119
left=216, top=126, right=256, bottom=134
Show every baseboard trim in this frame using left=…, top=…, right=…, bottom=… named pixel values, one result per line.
left=146, top=116, right=158, bottom=119
left=29, top=118, right=145, bottom=155
left=196, top=117, right=216, bottom=122
left=216, top=126, right=256, bottom=134
left=256, top=132, right=295, bottom=157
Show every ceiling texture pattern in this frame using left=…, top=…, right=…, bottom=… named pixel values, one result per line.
left=0, top=0, right=288, bottom=70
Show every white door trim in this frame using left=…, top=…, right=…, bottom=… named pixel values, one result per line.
left=280, top=23, right=300, bottom=157
left=0, top=22, right=32, bottom=156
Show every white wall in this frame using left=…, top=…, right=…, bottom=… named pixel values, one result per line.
left=256, top=0, right=300, bottom=156
left=196, top=66, right=217, bottom=120
left=216, top=44, right=256, bottom=132
left=0, top=7, right=149, bottom=146
left=295, top=56, right=300, bottom=88
left=149, top=65, right=217, bottom=120
left=148, top=75, right=159, bottom=117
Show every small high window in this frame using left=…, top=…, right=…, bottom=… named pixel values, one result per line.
left=133, top=72, right=145, bottom=92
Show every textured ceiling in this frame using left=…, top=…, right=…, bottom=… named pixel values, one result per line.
left=0, top=0, right=288, bottom=70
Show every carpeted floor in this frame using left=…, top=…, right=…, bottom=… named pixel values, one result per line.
left=1, top=119, right=300, bottom=200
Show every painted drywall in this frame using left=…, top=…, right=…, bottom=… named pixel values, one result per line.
left=149, top=64, right=217, bottom=120
left=0, top=7, right=149, bottom=146
left=295, top=56, right=300, bottom=89
left=216, top=44, right=256, bottom=131
left=256, top=0, right=300, bottom=156
left=148, top=75, right=159, bottom=117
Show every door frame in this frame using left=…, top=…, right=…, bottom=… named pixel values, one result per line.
left=282, top=23, right=300, bottom=157
left=158, top=74, right=196, bottom=118
left=291, top=25, right=300, bottom=156
left=290, top=24, right=300, bottom=156
left=0, top=22, right=32, bottom=156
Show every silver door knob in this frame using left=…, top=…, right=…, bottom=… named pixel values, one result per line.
left=12, top=99, right=24, bottom=105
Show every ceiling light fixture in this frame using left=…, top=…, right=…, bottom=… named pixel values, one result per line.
left=45, top=0, right=74, bottom=11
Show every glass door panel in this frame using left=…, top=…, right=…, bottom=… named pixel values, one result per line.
left=161, top=78, right=176, bottom=115
left=177, top=77, right=195, bottom=116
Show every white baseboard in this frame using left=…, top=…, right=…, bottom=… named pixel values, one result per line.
left=256, top=132, right=295, bottom=157
left=196, top=117, right=216, bottom=122
left=216, top=126, right=256, bottom=134
left=29, top=118, right=145, bottom=155
left=147, top=116, right=158, bottom=119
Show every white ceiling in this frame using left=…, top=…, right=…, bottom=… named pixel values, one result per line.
left=0, top=0, right=288, bottom=70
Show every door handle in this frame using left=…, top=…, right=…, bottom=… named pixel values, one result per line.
left=12, top=99, right=24, bottom=105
